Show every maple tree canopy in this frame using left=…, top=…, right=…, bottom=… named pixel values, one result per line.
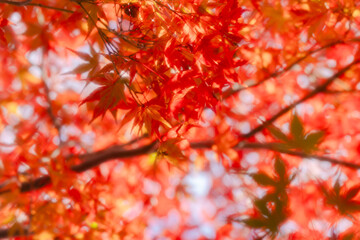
left=1, top=0, right=360, bottom=239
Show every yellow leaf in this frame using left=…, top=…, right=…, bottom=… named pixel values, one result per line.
left=148, top=152, right=158, bottom=165
left=89, top=221, right=98, bottom=229
left=5, top=102, right=18, bottom=115
left=19, top=70, right=41, bottom=84
left=146, top=106, right=171, bottom=128
left=1, top=215, right=15, bottom=225
left=353, top=9, right=360, bottom=17
left=35, top=231, right=54, bottom=240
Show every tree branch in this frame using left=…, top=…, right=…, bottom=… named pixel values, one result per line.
left=1, top=138, right=358, bottom=239
left=224, top=38, right=360, bottom=98
left=190, top=140, right=360, bottom=169
left=0, top=0, right=31, bottom=6
left=0, top=0, right=75, bottom=13
left=238, top=142, right=360, bottom=169
left=71, top=140, right=157, bottom=172
left=193, top=58, right=360, bottom=168
left=242, top=59, right=360, bottom=139
left=41, top=59, right=63, bottom=145
left=324, top=89, right=360, bottom=94
left=0, top=226, right=30, bottom=239
left=189, top=140, right=213, bottom=149
left=0, top=141, right=157, bottom=195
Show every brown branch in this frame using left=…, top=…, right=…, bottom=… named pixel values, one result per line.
left=0, top=226, right=30, bottom=239
left=27, top=2, right=74, bottom=13
left=0, top=0, right=31, bottom=6
left=42, top=69, right=63, bottom=145
left=117, top=134, right=149, bottom=148
left=242, top=59, right=360, bottom=139
left=0, top=0, right=75, bottom=13
left=189, top=61, right=360, bottom=168
left=0, top=141, right=157, bottom=195
left=324, top=89, right=360, bottom=94
left=1, top=138, right=358, bottom=238
left=224, top=38, right=360, bottom=98
left=189, top=140, right=213, bottom=149
left=0, top=140, right=156, bottom=239
left=190, top=140, right=360, bottom=169
left=71, top=140, right=157, bottom=172
left=238, top=142, right=360, bottom=169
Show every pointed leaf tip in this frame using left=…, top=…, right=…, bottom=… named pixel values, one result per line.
left=290, top=114, right=304, bottom=140
left=252, top=173, right=276, bottom=186
left=274, top=157, right=286, bottom=178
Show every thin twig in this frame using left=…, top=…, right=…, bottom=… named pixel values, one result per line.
left=224, top=38, right=360, bottom=98
left=0, top=138, right=359, bottom=238
left=0, top=226, right=30, bottom=239
left=0, top=0, right=74, bottom=13
left=117, top=134, right=149, bottom=148
left=242, top=59, right=360, bottom=139
left=77, top=1, right=142, bottom=105
left=324, top=89, right=360, bottom=94
left=70, top=140, right=157, bottom=172
left=0, top=0, right=31, bottom=6
left=238, top=142, right=360, bottom=169
left=41, top=57, right=63, bottom=145
left=190, top=140, right=360, bottom=169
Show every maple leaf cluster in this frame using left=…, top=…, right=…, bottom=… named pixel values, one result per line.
left=1, top=0, right=360, bottom=239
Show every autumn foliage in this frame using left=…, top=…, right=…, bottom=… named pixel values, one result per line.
left=1, top=0, right=360, bottom=239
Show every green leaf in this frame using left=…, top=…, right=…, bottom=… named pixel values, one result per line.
left=274, top=156, right=286, bottom=179
left=68, top=63, right=95, bottom=75
left=345, top=185, right=360, bottom=200
left=89, top=221, right=98, bottom=229
left=67, top=48, right=92, bottom=61
left=252, top=173, right=276, bottom=186
left=254, top=198, right=270, bottom=217
left=342, top=233, right=355, bottom=240
left=290, top=114, right=304, bottom=140
left=304, top=131, right=324, bottom=151
left=320, top=185, right=330, bottom=199
left=340, top=200, right=360, bottom=214
left=242, top=218, right=266, bottom=228
left=268, top=125, right=289, bottom=142
left=334, top=180, right=341, bottom=197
